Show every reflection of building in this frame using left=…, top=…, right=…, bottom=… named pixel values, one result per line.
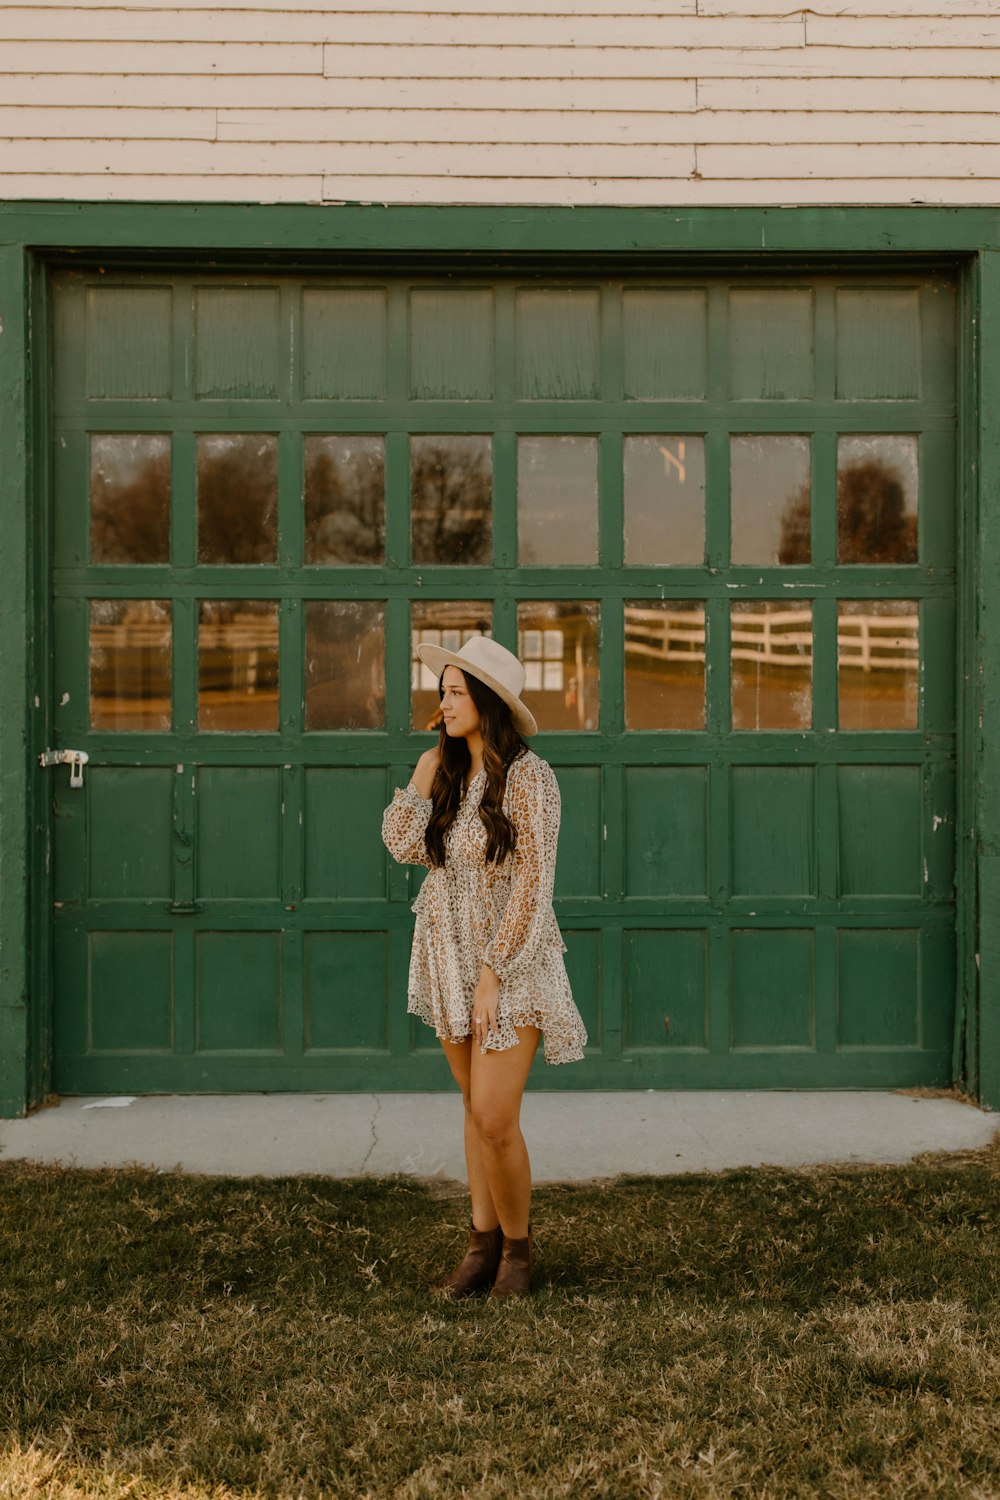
left=3, top=9, right=1000, bottom=1117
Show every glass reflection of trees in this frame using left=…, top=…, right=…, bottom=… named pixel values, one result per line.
left=197, top=435, right=278, bottom=565
left=90, top=434, right=171, bottom=564
left=411, top=436, right=492, bottom=565
left=305, top=600, right=385, bottom=730
left=305, top=436, right=385, bottom=565
left=779, top=455, right=917, bottom=565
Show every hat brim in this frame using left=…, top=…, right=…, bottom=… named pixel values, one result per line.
left=417, top=644, right=538, bottom=737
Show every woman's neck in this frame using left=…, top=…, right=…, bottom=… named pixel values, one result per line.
left=465, top=730, right=484, bottom=779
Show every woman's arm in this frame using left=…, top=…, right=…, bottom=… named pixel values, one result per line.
left=381, top=747, right=440, bottom=866
left=481, top=758, right=559, bottom=984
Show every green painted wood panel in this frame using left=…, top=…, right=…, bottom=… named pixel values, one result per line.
left=731, top=766, right=815, bottom=897
left=301, top=287, right=387, bottom=401
left=623, top=929, right=708, bottom=1050
left=409, top=288, right=494, bottom=400
left=562, top=930, right=602, bottom=1052
left=89, top=930, right=174, bottom=1052
left=194, top=286, right=281, bottom=400
left=84, top=285, right=173, bottom=400
left=552, top=766, right=602, bottom=899
left=195, top=931, right=282, bottom=1051
left=44, top=264, right=958, bottom=1094
left=730, top=930, right=815, bottom=1050
left=197, top=768, right=282, bottom=901
left=303, top=932, right=389, bottom=1052
left=89, top=768, right=173, bottom=899
left=303, top=769, right=388, bottom=900
left=729, top=289, right=814, bottom=401
left=837, top=928, right=919, bottom=1048
left=838, top=765, right=923, bottom=896
left=515, top=288, right=600, bottom=400
left=835, top=288, right=922, bottom=400
left=624, top=766, right=708, bottom=898
left=622, top=288, right=707, bottom=401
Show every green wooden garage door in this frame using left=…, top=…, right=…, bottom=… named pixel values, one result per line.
left=46, top=268, right=958, bottom=1092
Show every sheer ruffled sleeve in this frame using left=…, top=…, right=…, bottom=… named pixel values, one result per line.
left=382, top=783, right=433, bottom=868
left=482, top=757, right=560, bottom=983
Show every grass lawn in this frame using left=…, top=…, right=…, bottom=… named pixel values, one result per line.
left=1, top=1143, right=999, bottom=1500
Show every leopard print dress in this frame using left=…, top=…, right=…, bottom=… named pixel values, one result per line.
left=381, top=750, right=587, bottom=1065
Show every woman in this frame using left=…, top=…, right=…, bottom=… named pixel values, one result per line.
left=382, top=636, right=587, bottom=1299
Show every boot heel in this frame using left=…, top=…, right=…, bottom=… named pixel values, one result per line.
left=430, top=1221, right=503, bottom=1297
left=488, top=1224, right=533, bottom=1299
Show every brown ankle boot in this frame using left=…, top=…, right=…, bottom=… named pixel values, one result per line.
left=488, top=1225, right=533, bottom=1299
left=430, top=1221, right=503, bottom=1297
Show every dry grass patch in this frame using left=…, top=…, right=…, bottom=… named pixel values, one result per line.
left=1, top=1149, right=999, bottom=1499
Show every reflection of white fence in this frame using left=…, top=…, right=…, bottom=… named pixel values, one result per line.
left=731, top=608, right=813, bottom=668
left=625, top=607, right=706, bottom=664
left=837, top=613, right=919, bottom=673
left=624, top=606, right=919, bottom=673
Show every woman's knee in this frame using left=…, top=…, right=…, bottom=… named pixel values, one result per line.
left=471, top=1101, right=519, bottom=1149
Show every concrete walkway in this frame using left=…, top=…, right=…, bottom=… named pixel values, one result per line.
left=1, top=1090, right=996, bottom=1180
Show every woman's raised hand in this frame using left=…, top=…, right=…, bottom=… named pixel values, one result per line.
left=412, top=745, right=441, bottom=799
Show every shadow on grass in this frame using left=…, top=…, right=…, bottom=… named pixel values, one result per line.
left=1, top=1149, right=999, bottom=1499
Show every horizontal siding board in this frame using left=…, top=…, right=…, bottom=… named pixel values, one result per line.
left=0, top=107, right=217, bottom=139
left=6, top=0, right=701, bottom=11
left=699, top=0, right=1000, bottom=10
left=698, top=142, right=1000, bottom=177
left=0, top=138, right=698, bottom=176
left=0, top=171, right=996, bottom=205
left=320, top=43, right=1000, bottom=78
left=0, top=75, right=701, bottom=110
left=807, top=13, right=1000, bottom=45
left=213, top=109, right=1000, bottom=146
left=697, top=77, right=1000, bottom=112
left=0, top=9, right=801, bottom=45
left=0, top=41, right=324, bottom=73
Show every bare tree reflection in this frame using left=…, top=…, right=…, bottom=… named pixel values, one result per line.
left=778, top=458, right=917, bottom=565
left=411, top=437, right=491, bottom=565
left=91, top=438, right=171, bottom=563
left=197, top=435, right=278, bottom=565
left=306, top=600, right=385, bottom=729
left=305, top=438, right=385, bottom=565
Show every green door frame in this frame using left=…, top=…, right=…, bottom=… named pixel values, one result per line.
left=0, top=201, right=997, bottom=1117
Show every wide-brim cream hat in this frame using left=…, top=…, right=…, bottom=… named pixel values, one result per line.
left=416, top=635, right=538, bottom=737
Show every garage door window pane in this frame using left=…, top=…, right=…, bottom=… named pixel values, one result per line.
left=90, top=599, right=172, bottom=731
left=625, top=601, right=706, bottom=730
left=838, top=599, right=919, bottom=729
left=731, top=434, right=811, bottom=566
left=518, top=601, right=599, bottom=730
left=198, top=600, right=279, bottom=731
left=731, top=600, right=813, bottom=730
left=91, top=434, right=171, bottom=564
left=306, top=600, right=385, bottom=730
left=838, top=435, right=918, bottom=564
left=624, top=436, right=705, bottom=565
left=410, top=435, right=492, bottom=565
left=518, top=436, right=598, bottom=565
left=197, top=434, right=278, bottom=564
left=305, top=435, right=385, bottom=564
left=411, top=601, right=492, bottom=731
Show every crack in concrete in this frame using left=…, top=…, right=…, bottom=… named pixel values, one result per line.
left=359, top=1093, right=381, bottom=1174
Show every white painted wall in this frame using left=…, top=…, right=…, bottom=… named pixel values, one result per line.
left=1, top=1, right=998, bottom=205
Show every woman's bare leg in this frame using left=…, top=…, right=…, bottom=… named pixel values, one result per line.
left=469, top=1024, right=541, bottom=1239
left=439, top=1036, right=500, bottom=1231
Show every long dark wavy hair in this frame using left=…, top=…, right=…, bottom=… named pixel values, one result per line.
left=425, top=669, right=528, bottom=868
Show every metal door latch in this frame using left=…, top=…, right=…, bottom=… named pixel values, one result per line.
left=39, top=748, right=89, bottom=788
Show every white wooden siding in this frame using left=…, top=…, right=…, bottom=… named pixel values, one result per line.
left=0, top=3, right=997, bottom=205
